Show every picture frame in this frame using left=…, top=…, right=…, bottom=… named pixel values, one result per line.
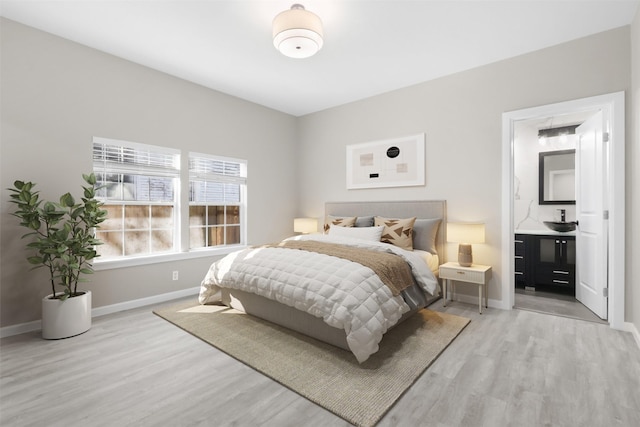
left=346, top=133, right=425, bottom=189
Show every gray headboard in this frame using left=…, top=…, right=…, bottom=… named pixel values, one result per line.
left=325, top=200, right=447, bottom=263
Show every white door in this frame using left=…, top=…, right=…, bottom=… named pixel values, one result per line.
left=575, top=110, right=608, bottom=319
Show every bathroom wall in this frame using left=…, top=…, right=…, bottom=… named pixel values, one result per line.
left=513, top=119, right=586, bottom=232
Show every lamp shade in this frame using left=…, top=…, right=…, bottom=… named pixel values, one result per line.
left=294, top=217, right=318, bottom=234
left=273, top=4, right=323, bottom=59
left=447, top=223, right=485, bottom=244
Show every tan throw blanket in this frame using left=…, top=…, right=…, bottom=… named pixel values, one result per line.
left=265, top=240, right=416, bottom=296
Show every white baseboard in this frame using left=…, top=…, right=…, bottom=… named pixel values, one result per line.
left=624, top=321, right=640, bottom=350
left=0, top=287, right=200, bottom=339
left=90, top=287, right=200, bottom=318
left=445, top=292, right=497, bottom=312
left=0, top=319, right=42, bottom=339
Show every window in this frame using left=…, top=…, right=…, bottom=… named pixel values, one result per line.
left=189, top=153, right=246, bottom=249
left=93, top=137, right=180, bottom=260
left=92, top=138, right=248, bottom=266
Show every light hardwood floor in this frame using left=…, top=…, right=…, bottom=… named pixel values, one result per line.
left=1, top=297, right=639, bottom=427
left=514, top=288, right=607, bottom=324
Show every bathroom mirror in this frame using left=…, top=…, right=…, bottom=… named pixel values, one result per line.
left=539, top=149, right=576, bottom=205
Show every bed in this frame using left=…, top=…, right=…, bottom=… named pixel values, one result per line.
left=199, top=200, right=446, bottom=362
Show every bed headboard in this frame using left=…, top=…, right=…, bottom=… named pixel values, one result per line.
left=324, top=200, right=447, bottom=263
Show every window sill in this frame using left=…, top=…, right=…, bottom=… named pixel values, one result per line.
left=92, top=245, right=247, bottom=271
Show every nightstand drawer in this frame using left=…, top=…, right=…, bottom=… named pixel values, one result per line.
left=439, top=267, right=485, bottom=284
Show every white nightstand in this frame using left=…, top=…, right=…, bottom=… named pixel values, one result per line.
left=439, top=262, right=492, bottom=314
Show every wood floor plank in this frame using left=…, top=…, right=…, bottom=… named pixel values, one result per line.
left=1, top=297, right=639, bottom=427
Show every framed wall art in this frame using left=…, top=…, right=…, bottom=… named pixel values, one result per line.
left=346, top=133, right=425, bottom=189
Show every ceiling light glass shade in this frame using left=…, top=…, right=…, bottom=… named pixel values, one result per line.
left=273, top=4, right=323, bottom=59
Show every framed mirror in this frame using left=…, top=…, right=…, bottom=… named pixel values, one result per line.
left=539, top=149, right=576, bottom=205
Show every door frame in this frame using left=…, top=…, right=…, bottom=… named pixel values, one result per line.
left=501, top=92, right=625, bottom=330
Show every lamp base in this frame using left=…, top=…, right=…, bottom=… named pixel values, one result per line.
left=457, top=243, right=473, bottom=267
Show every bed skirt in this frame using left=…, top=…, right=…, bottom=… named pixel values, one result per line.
left=221, top=283, right=441, bottom=352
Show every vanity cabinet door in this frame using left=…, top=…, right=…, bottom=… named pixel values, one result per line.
left=514, top=234, right=532, bottom=287
left=534, top=235, right=575, bottom=290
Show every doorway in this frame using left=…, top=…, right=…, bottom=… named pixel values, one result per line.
left=501, top=92, right=626, bottom=330
left=512, top=110, right=601, bottom=322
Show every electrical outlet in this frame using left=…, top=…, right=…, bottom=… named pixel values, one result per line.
left=172, top=271, right=179, bottom=281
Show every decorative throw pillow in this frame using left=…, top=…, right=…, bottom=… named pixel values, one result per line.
left=354, top=215, right=374, bottom=227
left=413, top=218, right=441, bottom=255
left=324, top=215, right=356, bottom=233
left=328, top=225, right=384, bottom=242
left=374, top=216, right=417, bottom=251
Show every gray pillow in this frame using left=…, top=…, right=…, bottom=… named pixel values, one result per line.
left=413, top=218, right=441, bottom=254
left=355, top=215, right=374, bottom=227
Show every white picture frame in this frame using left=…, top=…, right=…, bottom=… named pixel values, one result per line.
left=346, top=133, right=425, bottom=189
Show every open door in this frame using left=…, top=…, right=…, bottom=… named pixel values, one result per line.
left=575, top=110, right=608, bottom=319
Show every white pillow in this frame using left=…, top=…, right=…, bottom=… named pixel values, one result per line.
left=328, top=225, right=384, bottom=242
left=414, top=250, right=439, bottom=274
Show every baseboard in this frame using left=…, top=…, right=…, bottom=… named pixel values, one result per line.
left=445, top=292, right=498, bottom=312
left=90, top=287, right=200, bottom=318
left=0, top=319, right=42, bottom=339
left=624, top=321, right=640, bottom=350
left=0, top=287, right=200, bottom=339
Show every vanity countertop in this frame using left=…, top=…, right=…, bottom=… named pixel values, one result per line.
left=515, top=229, right=577, bottom=236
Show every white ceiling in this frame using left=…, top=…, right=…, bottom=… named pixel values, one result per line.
left=1, top=0, right=638, bottom=116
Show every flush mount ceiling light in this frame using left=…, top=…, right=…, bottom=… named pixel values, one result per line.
left=273, top=4, right=323, bottom=59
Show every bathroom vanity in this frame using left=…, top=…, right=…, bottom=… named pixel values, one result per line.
left=515, top=230, right=576, bottom=293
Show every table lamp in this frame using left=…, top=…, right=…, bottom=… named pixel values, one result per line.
left=447, top=222, right=485, bottom=267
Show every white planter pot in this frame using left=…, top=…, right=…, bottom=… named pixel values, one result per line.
left=41, top=291, right=92, bottom=339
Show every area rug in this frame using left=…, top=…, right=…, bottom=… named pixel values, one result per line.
left=153, top=300, right=470, bottom=427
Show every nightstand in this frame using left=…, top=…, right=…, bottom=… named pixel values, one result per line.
left=439, top=262, right=492, bottom=314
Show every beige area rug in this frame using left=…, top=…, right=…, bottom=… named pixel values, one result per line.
left=153, top=300, right=470, bottom=427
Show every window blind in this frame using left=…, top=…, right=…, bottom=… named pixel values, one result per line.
left=189, top=153, right=246, bottom=204
left=93, top=137, right=180, bottom=178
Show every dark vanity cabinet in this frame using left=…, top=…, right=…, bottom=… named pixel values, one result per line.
left=514, top=234, right=532, bottom=287
left=515, top=233, right=575, bottom=292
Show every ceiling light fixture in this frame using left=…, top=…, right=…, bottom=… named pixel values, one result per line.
left=537, top=124, right=578, bottom=146
left=537, top=125, right=578, bottom=140
left=273, top=4, right=323, bottom=59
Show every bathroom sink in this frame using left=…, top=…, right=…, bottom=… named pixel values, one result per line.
left=543, top=221, right=577, bottom=232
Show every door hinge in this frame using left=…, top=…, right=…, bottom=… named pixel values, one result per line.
left=603, top=288, right=608, bottom=297
left=603, top=132, right=610, bottom=143
left=603, top=210, right=609, bottom=220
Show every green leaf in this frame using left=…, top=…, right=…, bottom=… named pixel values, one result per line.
left=59, top=193, right=75, bottom=207
left=27, top=256, right=43, bottom=264
left=71, top=206, right=84, bottom=219
left=43, top=202, right=56, bottom=212
left=84, top=173, right=97, bottom=185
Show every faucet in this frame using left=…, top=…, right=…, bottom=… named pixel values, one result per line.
left=558, top=209, right=566, bottom=222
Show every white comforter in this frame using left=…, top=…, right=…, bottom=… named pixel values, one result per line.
left=199, top=234, right=438, bottom=363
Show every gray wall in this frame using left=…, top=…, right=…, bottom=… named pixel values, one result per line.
left=0, top=18, right=298, bottom=327
left=1, top=17, right=638, bottom=333
left=630, top=8, right=640, bottom=334
left=296, top=27, right=632, bottom=312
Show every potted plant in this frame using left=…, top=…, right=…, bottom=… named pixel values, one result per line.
left=7, top=173, right=107, bottom=339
